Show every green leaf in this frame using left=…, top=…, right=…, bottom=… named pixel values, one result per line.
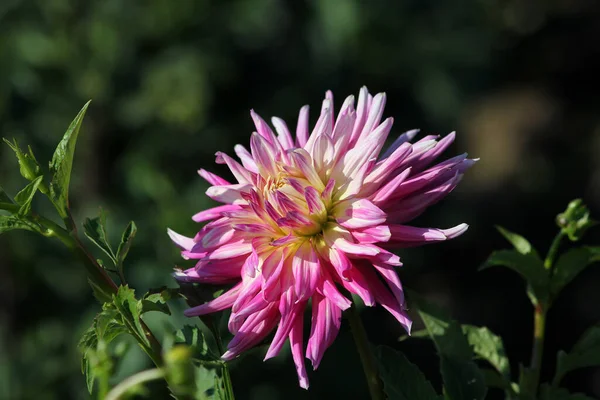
left=550, top=247, right=600, bottom=297
left=139, top=287, right=179, bottom=316
left=540, top=384, right=595, bottom=400
left=78, top=306, right=128, bottom=394
left=410, top=293, right=487, bottom=400
left=480, top=369, right=518, bottom=394
left=117, top=221, right=137, bottom=266
left=176, top=325, right=220, bottom=362
left=496, top=226, right=538, bottom=257
left=553, top=325, right=600, bottom=385
left=374, top=345, right=440, bottom=400
left=462, top=325, right=510, bottom=378
left=480, top=249, right=548, bottom=304
left=113, top=285, right=149, bottom=347
left=48, top=101, right=91, bottom=217
left=14, top=176, right=43, bottom=216
left=83, top=209, right=117, bottom=265
left=439, top=356, right=487, bottom=400
left=3, top=138, right=42, bottom=181
left=0, top=215, right=41, bottom=235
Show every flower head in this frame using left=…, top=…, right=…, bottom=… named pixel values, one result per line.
left=170, top=87, right=475, bottom=389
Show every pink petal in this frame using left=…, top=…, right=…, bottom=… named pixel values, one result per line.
left=335, top=198, right=387, bottom=229
left=296, top=105, right=310, bottom=147
left=234, top=144, right=259, bottom=173
left=198, top=169, right=231, bottom=186
left=292, top=242, right=321, bottom=302
left=206, top=183, right=251, bottom=204
left=167, top=229, right=195, bottom=251
left=290, top=312, right=310, bottom=389
left=272, top=117, right=294, bottom=149
left=184, top=283, right=243, bottom=317
left=192, top=204, right=241, bottom=223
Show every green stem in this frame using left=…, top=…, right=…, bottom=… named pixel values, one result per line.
left=105, top=368, right=164, bottom=400
left=544, top=231, right=565, bottom=270
left=33, top=214, right=164, bottom=367
left=347, top=305, right=385, bottom=400
left=523, top=230, right=565, bottom=397
left=204, top=316, right=235, bottom=399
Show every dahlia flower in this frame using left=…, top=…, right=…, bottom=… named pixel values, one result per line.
left=169, top=87, right=474, bottom=389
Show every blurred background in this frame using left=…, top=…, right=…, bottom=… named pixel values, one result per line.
left=1, top=0, right=600, bottom=399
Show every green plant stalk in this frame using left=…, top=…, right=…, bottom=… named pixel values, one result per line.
left=105, top=368, right=164, bottom=400
left=204, top=315, right=235, bottom=399
left=523, top=231, right=565, bottom=397
left=347, top=305, right=385, bottom=400
left=33, top=215, right=164, bottom=366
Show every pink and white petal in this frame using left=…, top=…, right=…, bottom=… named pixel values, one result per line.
left=272, top=117, right=295, bottom=149
left=296, top=105, right=310, bottom=147
left=167, top=229, right=195, bottom=251
left=192, top=204, right=241, bottom=223
left=379, top=129, right=420, bottom=160
left=370, top=167, right=413, bottom=206
left=198, top=169, right=231, bottom=186
left=184, top=283, right=243, bottom=317
left=290, top=312, right=309, bottom=389
left=215, top=152, right=253, bottom=184
left=292, top=242, right=321, bottom=302
left=334, top=198, right=387, bottom=229
left=234, top=144, right=259, bottom=173
left=250, top=132, right=278, bottom=176
left=351, top=225, right=392, bottom=244
left=205, top=239, right=253, bottom=260
left=372, top=261, right=406, bottom=307
left=206, top=184, right=251, bottom=204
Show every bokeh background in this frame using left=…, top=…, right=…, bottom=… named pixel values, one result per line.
left=1, top=0, right=600, bottom=399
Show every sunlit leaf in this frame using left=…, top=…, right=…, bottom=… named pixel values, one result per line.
left=462, top=325, right=510, bottom=378
left=113, top=285, right=149, bottom=347
left=139, top=287, right=181, bottom=316
left=550, top=247, right=600, bottom=297
left=49, top=101, right=91, bottom=218
left=496, top=226, right=538, bottom=257
left=3, top=138, right=42, bottom=181
left=116, top=221, right=137, bottom=267
left=14, top=176, right=43, bottom=216
left=374, top=346, right=440, bottom=400
left=83, top=209, right=117, bottom=265
left=0, top=215, right=41, bottom=235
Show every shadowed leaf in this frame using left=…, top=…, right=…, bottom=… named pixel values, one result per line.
left=374, top=345, right=440, bottom=400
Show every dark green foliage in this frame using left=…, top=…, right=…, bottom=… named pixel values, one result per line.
left=374, top=346, right=440, bottom=400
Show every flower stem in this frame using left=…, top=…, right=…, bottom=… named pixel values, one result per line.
left=523, top=230, right=565, bottom=397
left=347, top=305, right=385, bottom=400
left=105, top=368, right=164, bottom=400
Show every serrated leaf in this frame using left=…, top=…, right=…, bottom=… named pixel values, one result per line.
left=462, top=325, right=510, bottom=378
left=117, top=221, right=137, bottom=266
left=113, top=285, right=149, bottom=347
left=496, top=226, right=538, bottom=257
left=48, top=101, right=91, bottom=217
left=550, top=247, right=600, bottom=297
left=410, top=293, right=487, bottom=400
left=540, top=384, right=595, bottom=400
left=78, top=307, right=128, bottom=394
left=480, top=249, right=548, bottom=304
left=553, top=325, right=600, bottom=385
left=440, top=356, right=487, bottom=400
left=140, top=287, right=182, bottom=316
left=0, top=215, right=41, bottom=235
left=83, top=210, right=117, bottom=265
left=14, top=176, right=43, bottom=216
left=374, top=346, right=440, bottom=400
left=175, top=325, right=219, bottom=362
